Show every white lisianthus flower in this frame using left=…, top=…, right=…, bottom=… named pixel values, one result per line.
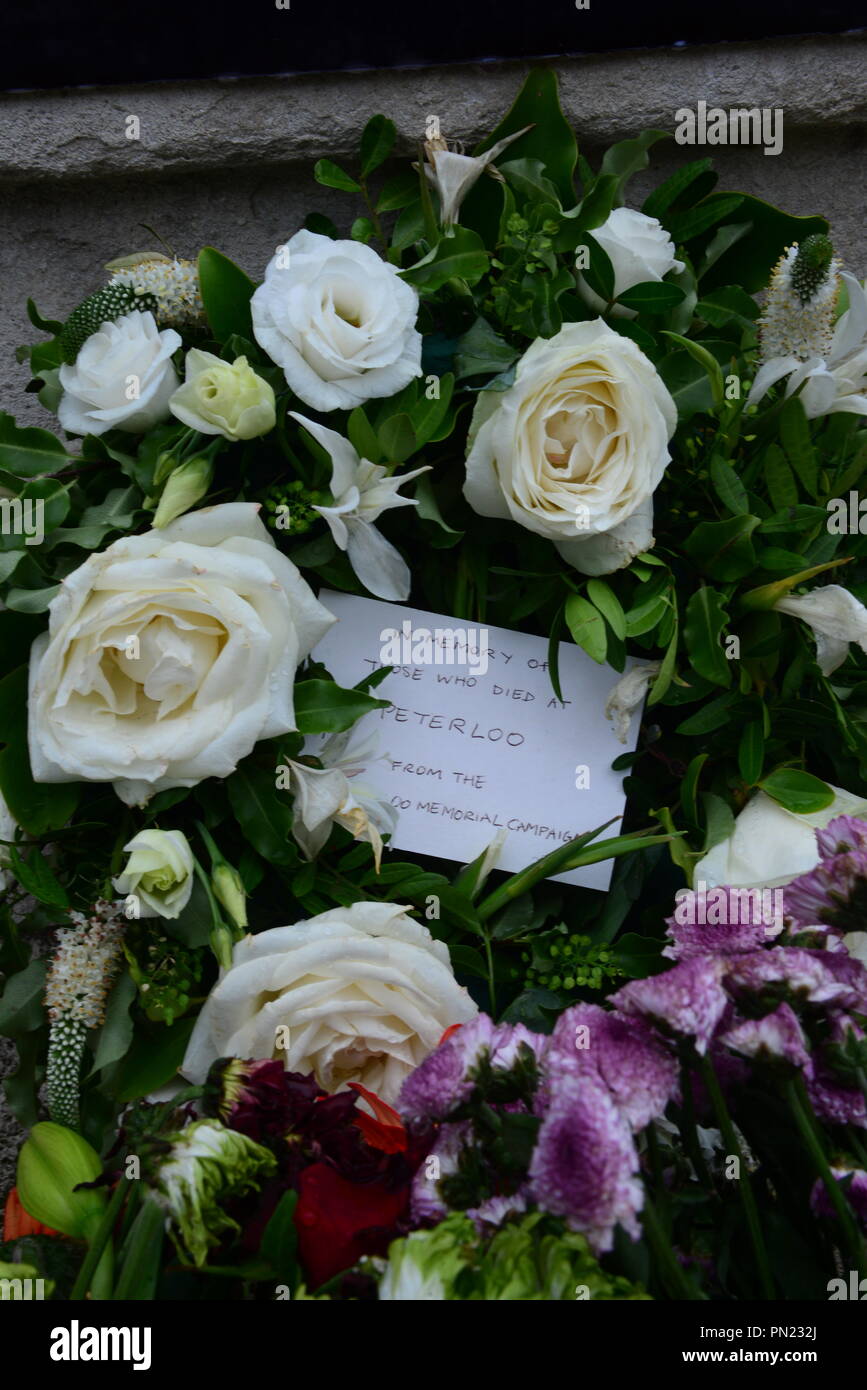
left=694, top=785, right=867, bottom=891
left=112, top=828, right=195, bottom=919
left=604, top=661, right=661, bottom=743
left=251, top=230, right=422, bottom=412
left=423, top=125, right=532, bottom=228
left=463, top=320, right=677, bottom=575
left=286, top=727, right=398, bottom=871
left=290, top=411, right=429, bottom=600
left=28, top=503, right=335, bottom=806
left=773, top=585, right=867, bottom=676
left=576, top=207, right=684, bottom=318
left=57, top=310, right=181, bottom=436
left=169, top=349, right=276, bottom=440
left=181, top=901, right=479, bottom=1105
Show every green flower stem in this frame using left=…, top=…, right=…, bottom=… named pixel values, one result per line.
left=112, top=1194, right=166, bottom=1300
left=69, top=1178, right=128, bottom=1301
left=787, top=1076, right=867, bottom=1275
left=697, top=1053, right=775, bottom=1299
left=677, top=1059, right=715, bottom=1193
left=482, top=930, right=497, bottom=1018
left=195, top=819, right=225, bottom=870
left=192, top=855, right=234, bottom=969
left=640, top=1192, right=698, bottom=1300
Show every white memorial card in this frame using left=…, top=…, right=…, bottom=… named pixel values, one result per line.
left=310, top=592, right=644, bottom=890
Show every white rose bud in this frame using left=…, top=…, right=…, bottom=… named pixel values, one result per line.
left=57, top=310, right=181, bottom=436
left=113, top=828, right=195, bottom=919
left=577, top=208, right=684, bottom=318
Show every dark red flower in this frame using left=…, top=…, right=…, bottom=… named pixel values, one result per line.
left=295, top=1161, right=409, bottom=1288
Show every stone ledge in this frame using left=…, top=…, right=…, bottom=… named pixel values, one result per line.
left=0, top=34, right=866, bottom=185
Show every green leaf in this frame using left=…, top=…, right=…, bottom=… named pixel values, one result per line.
left=564, top=594, right=607, bottom=664
left=0, top=413, right=69, bottom=478
left=474, top=68, right=577, bottom=208
left=88, top=972, right=136, bottom=1076
left=681, top=752, right=709, bottom=828
left=702, top=790, right=736, bottom=851
left=677, top=692, right=739, bottom=736
left=701, top=196, right=828, bottom=294
left=0, top=667, right=80, bottom=835
left=613, top=932, right=665, bottom=979
left=738, top=721, right=765, bottom=786
left=313, top=159, right=361, bottom=193
left=696, top=285, right=759, bottom=328
left=499, top=157, right=561, bottom=205
left=642, top=158, right=715, bottom=220
left=7, top=845, right=68, bottom=907
left=600, top=130, right=670, bottom=203
left=197, top=247, right=255, bottom=343
left=660, top=331, right=724, bottom=408
left=378, top=413, right=417, bottom=464
left=709, top=456, right=749, bottom=516
left=346, top=407, right=382, bottom=465
left=5, top=585, right=61, bottom=613
left=683, top=587, right=731, bottom=687
left=227, top=763, right=296, bottom=867
left=763, top=444, right=799, bottom=511
left=261, top=1189, right=299, bottom=1284
left=454, top=318, right=520, bottom=379
left=0, top=959, right=47, bottom=1036
left=26, top=298, right=64, bottom=335
left=294, top=679, right=389, bottom=734
left=683, top=515, right=760, bottom=581
left=399, top=227, right=489, bottom=292
left=616, top=281, right=685, bottom=313
left=350, top=217, right=374, bottom=244
left=359, top=115, right=395, bottom=178
left=780, top=397, right=818, bottom=498
left=667, top=193, right=745, bottom=244
left=577, top=231, right=615, bottom=303
left=646, top=610, right=679, bottom=707
left=114, top=1017, right=196, bottom=1103
left=375, top=170, right=419, bottom=213
left=586, top=579, right=626, bottom=640
left=410, top=373, right=455, bottom=447
left=760, top=768, right=834, bottom=815
left=564, top=173, right=619, bottom=233
left=414, top=472, right=463, bottom=540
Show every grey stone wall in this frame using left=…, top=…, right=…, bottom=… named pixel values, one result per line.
left=1, top=32, right=866, bottom=1202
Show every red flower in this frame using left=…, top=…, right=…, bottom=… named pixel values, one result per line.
left=295, top=1162, right=409, bottom=1288
left=3, top=1186, right=58, bottom=1240
left=347, top=1083, right=407, bottom=1154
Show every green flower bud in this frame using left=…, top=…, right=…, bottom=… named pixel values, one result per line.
left=153, top=456, right=213, bottom=528
left=790, top=234, right=835, bottom=305
left=16, top=1122, right=106, bottom=1240
left=212, top=863, right=247, bottom=932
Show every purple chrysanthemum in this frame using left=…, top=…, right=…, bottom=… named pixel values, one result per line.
left=723, top=947, right=864, bottom=1010
left=719, top=1003, right=813, bottom=1072
left=784, top=850, right=867, bottom=931
left=542, top=1004, right=679, bottom=1131
left=466, top=1188, right=530, bottom=1230
left=815, top=815, right=867, bottom=858
left=807, top=1065, right=867, bottom=1129
left=610, top=957, right=731, bottom=1053
left=409, top=1121, right=471, bottom=1225
left=810, top=1168, right=867, bottom=1226
left=397, top=1039, right=477, bottom=1123
left=664, top=886, right=780, bottom=961
left=528, top=1076, right=644, bottom=1254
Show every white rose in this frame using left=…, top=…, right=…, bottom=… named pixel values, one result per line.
left=57, top=310, right=181, bottom=436
left=577, top=207, right=684, bottom=319
left=169, top=350, right=276, bottom=441
left=28, top=503, right=335, bottom=806
left=463, top=319, right=677, bottom=575
left=181, top=901, right=479, bottom=1104
left=251, top=230, right=422, bottom=412
left=112, top=828, right=195, bottom=919
left=694, top=785, right=867, bottom=890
